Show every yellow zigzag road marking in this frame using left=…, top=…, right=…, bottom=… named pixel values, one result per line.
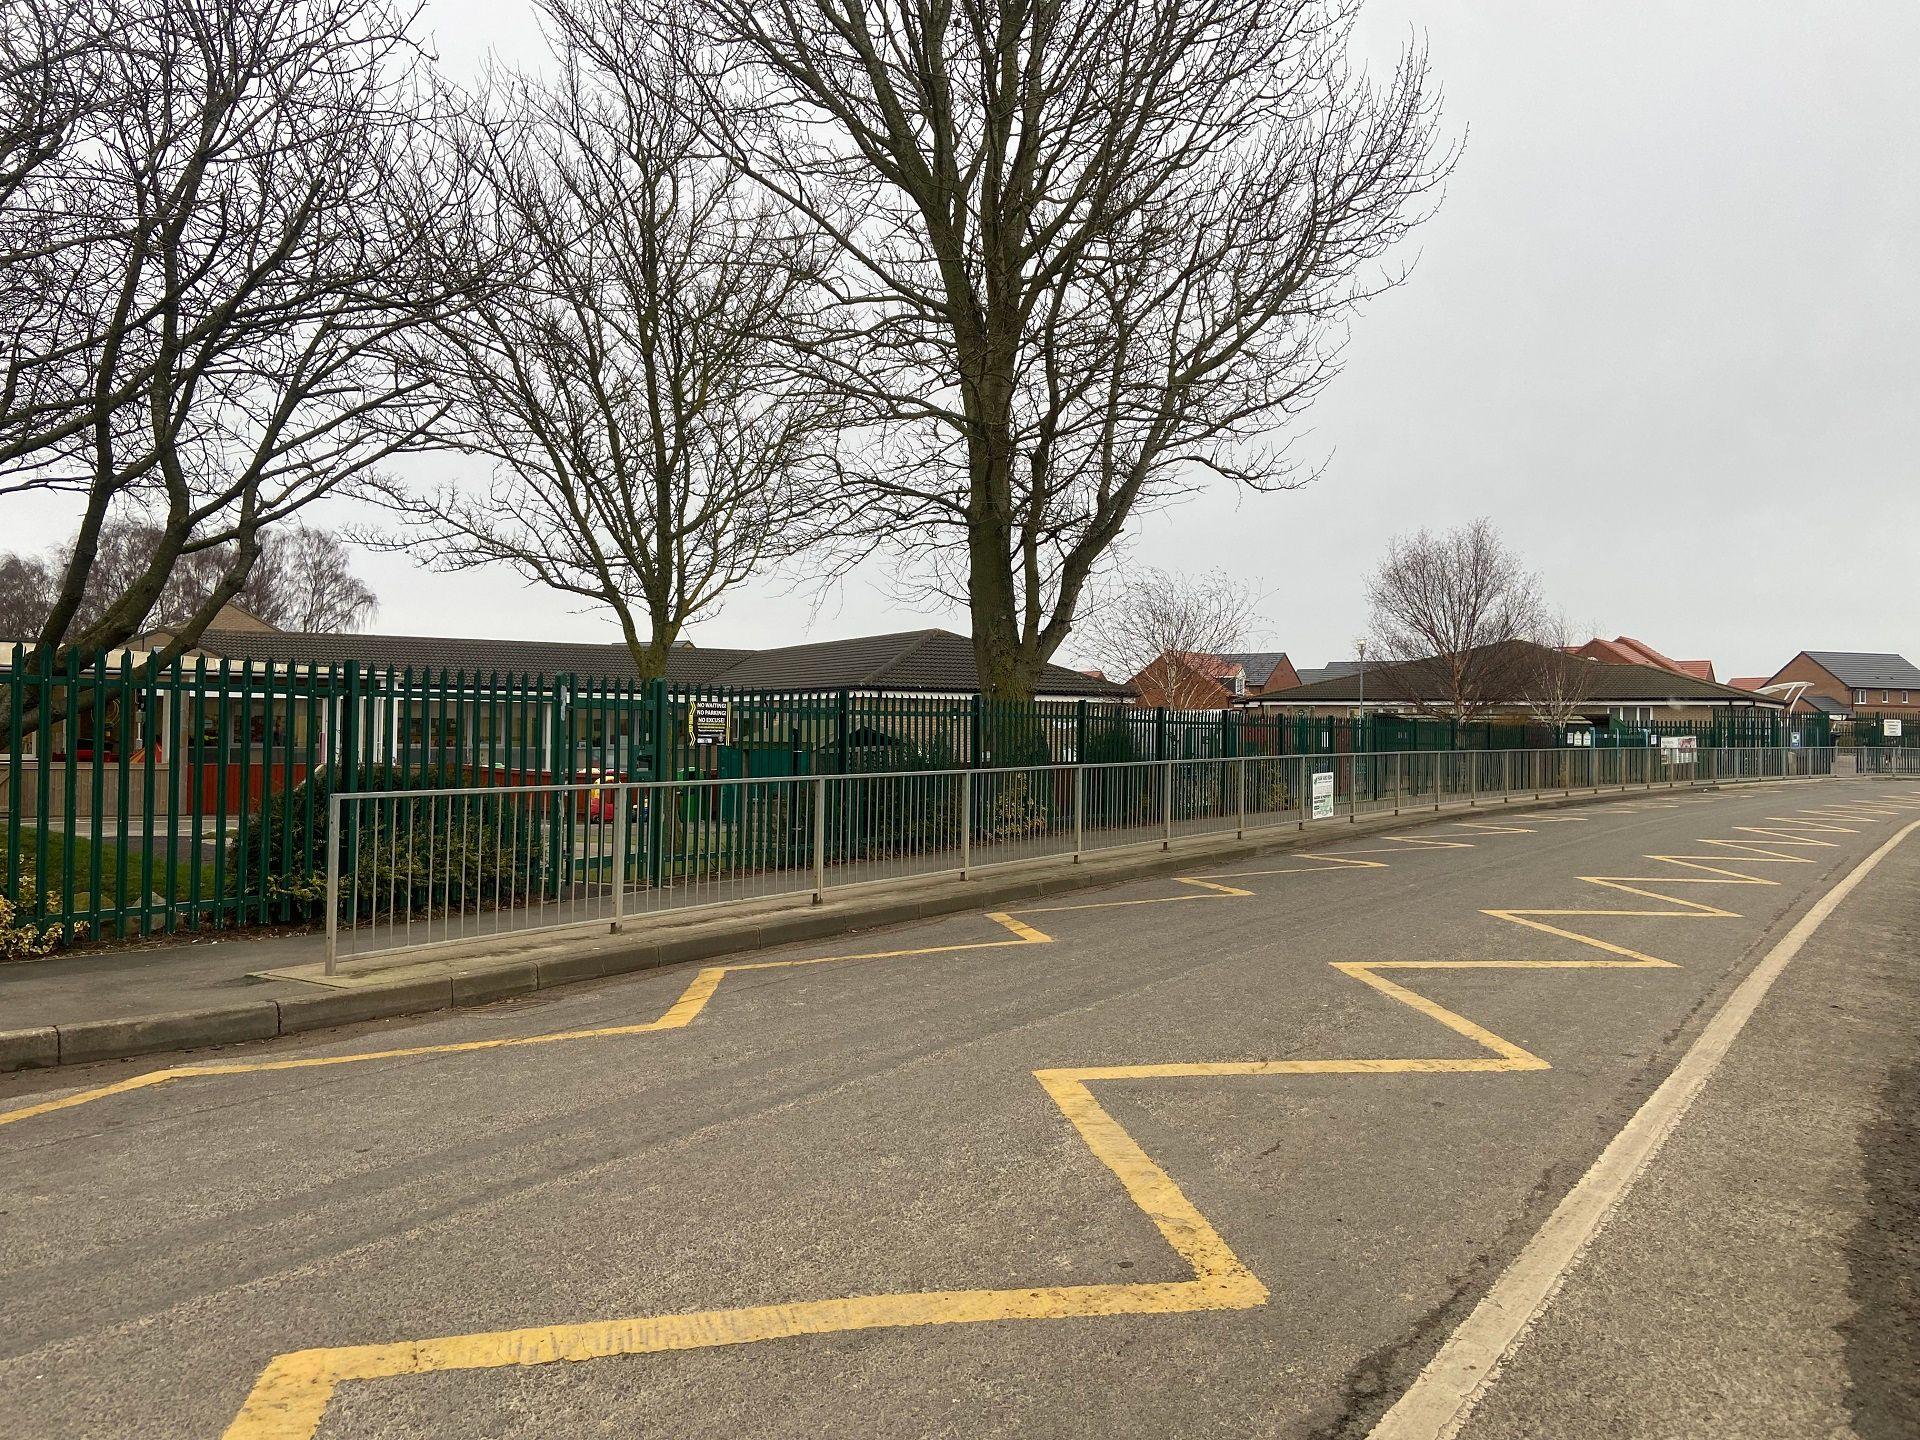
left=1202, top=855, right=1388, bottom=880
left=214, top=811, right=1877, bottom=1438
left=0, top=868, right=1382, bottom=1133
left=1333, top=842, right=1472, bottom=857
left=1480, top=820, right=1846, bottom=964
left=0, top=926, right=1061, bottom=1131
left=1736, top=825, right=1841, bottom=846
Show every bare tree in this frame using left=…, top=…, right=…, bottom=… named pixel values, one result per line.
left=0, top=519, right=378, bottom=639
left=0, top=1, right=93, bottom=205
left=664, top=0, right=1447, bottom=699
left=1365, top=519, right=1544, bottom=725
left=373, top=10, right=838, bottom=680
left=0, top=0, right=467, bottom=668
left=1516, top=610, right=1603, bottom=733
left=1079, top=568, right=1261, bottom=709
left=241, top=527, right=379, bottom=632
left=0, top=0, right=126, bottom=465
left=0, top=551, right=57, bottom=639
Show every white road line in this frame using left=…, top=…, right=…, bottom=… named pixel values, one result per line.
left=1365, top=815, right=1920, bottom=1440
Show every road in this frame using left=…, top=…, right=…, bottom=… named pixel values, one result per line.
left=2, top=777, right=1915, bottom=1439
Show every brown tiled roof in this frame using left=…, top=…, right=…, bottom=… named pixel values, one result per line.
left=1258, top=641, right=1779, bottom=706
left=1289, top=660, right=1362, bottom=687
left=705, top=629, right=1126, bottom=697
left=1573, top=636, right=1716, bottom=684
left=185, top=626, right=1127, bottom=697
left=185, top=629, right=753, bottom=682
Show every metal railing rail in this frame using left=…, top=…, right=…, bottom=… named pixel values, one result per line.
left=323, top=745, right=1843, bottom=971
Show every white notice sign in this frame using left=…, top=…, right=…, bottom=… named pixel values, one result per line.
left=1310, top=769, right=1335, bottom=820
left=1659, top=736, right=1697, bottom=764
left=1886, top=718, right=1904, bottom=738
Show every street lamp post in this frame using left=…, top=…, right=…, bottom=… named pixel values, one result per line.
left=1356, top=639, right=1368, bottom=747
left=1355, top=639, right=1368, bottom=810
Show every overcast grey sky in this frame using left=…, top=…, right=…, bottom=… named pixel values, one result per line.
left=8, top=1, right=1915, bottom=679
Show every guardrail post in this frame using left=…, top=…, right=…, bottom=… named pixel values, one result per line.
left=811, top=774, right=826, bottom=903
left=609, top=784, right=627, bottom=932
left=960, top=773, right=973, bottom=877
left=1349, top=753, right=1358, bottom=822
left=1074, top=764, right=1085, bottom=861
left=1469, top=752, right=1477, bottom=807
left=1237, top=755, right=1247, bottom=838
left=1394, top=752, right=1402, bottom=815
left=324, top=789, right=341, bottom=975
left=1162, top=760, right=1174, bottom=850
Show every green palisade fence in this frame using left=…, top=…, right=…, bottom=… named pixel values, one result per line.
left=0, top=646, right=1831, bottom=948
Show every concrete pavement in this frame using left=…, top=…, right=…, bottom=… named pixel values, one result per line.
left=0, top=778, right=1914, bottom=1439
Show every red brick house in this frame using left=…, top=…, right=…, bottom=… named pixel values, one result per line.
left=1125, top=651, right=1301, bottom=709
left=1754, top=651, right=1920, bottom=725
left=1568, top=636, right=1716, bottom=684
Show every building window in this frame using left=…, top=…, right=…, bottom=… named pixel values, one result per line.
left=1855, top=690, right=1867, bottom=704
left=1882, top=691, right=1890, bottom=703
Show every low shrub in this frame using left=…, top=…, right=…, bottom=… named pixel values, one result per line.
left=982, top=772, right=1051, bottom=842
left=0, top=870, right=62, bottom=961
left=235, top=765, right=547, bottom=922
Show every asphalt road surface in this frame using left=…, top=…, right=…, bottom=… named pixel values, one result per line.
left=2, top=777, right=1916, bottom=1440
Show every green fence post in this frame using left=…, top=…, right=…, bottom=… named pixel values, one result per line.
left=552, top=675, right=575, bottom=897
left=83, top=648, right=105, bottom=937
left=646, top=676, right=670, bottom=891
left=58, top=648, right=79, bottom=932
left=3, top=651, right=21, bottom=924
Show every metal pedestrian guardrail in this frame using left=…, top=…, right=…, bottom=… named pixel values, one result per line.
left=1843, top=747, right=1920, bottom=777
left=324, top=745, right=1840, bottom=971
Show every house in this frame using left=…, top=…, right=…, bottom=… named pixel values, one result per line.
left=1246, top=640, right=1785, bottom=736
left=1568, top=636, right=1716, bottom=684
left=1123, top=650, right=1301, bottom=709
left=1219, top=652, right=1303, bottom=695
left=1754, top=651, right=1920, bottom=724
